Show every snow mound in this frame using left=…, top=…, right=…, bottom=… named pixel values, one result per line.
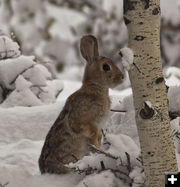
left=0, top=35, right=64, bottom=107
left=0, top=55, right=35, bottom=89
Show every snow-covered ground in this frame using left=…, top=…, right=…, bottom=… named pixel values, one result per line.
left=0, top=76, right=130, bottom=187
left=1, top=66, right=180, bottom=187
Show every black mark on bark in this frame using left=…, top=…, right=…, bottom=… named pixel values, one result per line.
left=140, top=102, right=154, bottom=119
left=147, top=151, right=154, bottom=157
left=123, top=0, right=135, bottom=14
left=139, top=22, right=143, bottom=25
left=124, top=16, right=131, bottom=25
left=155, top=77, right=164, bottom=84
left=132, top=63, right=145, bottom=75
left=141, top=0, right=149, bottom=9
left=152, top=7, right=160, bottom=15
left=134, top=35, right=146, bottom=41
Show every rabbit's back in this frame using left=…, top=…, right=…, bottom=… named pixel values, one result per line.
left=39, top=107, right=84, bottom=174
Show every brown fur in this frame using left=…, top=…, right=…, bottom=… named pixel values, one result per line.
left=39, top=35, right=124, bottom=174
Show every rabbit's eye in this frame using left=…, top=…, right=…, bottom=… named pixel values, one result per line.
left=103, top=64, right=110, bottom=72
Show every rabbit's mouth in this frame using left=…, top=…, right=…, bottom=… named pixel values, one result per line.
left=110, top=74, right=124, bottom=88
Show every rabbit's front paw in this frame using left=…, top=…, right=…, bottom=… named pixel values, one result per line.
left=119, top=47, right=134, bottom=71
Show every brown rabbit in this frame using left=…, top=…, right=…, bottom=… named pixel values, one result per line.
left=39, top=35, right=124, bottom=174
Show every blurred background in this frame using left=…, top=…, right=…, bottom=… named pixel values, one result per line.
left=0, top=0, right=180, bottom=106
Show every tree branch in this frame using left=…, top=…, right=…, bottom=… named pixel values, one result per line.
left=0, top=182, right=9, bottom=187
left=110, top=109, right=127, bottom=113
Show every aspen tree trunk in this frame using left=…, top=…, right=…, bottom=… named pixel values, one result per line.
left=123, top=0, right=178, bottom=186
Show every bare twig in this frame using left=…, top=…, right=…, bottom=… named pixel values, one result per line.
left=88, top=144, right=120, bottom=161
left=110, top=109, right=126, bottom=113
left=83, top=182, right=88, bottom=187
left=136, top=157, right=143, bottom=165
left=100, top=161, right=105, bottom=170
left=0, top=182, right=9, bottom=187
left=74, top=164, right=133, bottom=185
left=55, top=87, right=63, bottom=98
left=101, top=129, right=111, bottom=147
left=101, top=129, right=106, bottom=138
left=125, top=152, right=131, bottom=172
left=75, top=165, right=98, bottom=175
left=0, top=49, right=19, bottom=59
left=10, top=64, right=35, bottom=85
left=109, top=168, right=133, bottom=185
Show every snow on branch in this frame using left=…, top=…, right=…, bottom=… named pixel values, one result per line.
left=68, top=133, right=145, bottom=186
left=119, top=47, right=134, bottom=71
left=0, top=35, right=63, bottom=107
left=0, top=36, right=20, bottom=59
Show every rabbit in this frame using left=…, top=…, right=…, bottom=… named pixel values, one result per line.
left=38, top=35, right=124, bottom=174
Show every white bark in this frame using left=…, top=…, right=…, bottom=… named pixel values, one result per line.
left=123, top=0, right=178, bottom=186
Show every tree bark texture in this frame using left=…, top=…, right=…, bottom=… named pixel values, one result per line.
left=123, top=0, right=178, bottom=186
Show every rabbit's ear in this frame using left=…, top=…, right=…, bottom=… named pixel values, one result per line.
left=80, top=35, right=99, bottom=65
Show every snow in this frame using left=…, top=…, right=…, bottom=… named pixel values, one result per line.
left=76, top=171, right=127, bottom=187
left=170, top=117, right=180, bottom=153
left=0, top=35, right=65, bottom=106
left=144, top=101, right=152, bottom=109
left=0, top=36, right=20, bottom=59
left=105, top=134, right=140, bottom=160
left=120, top=47, right=134, bottom=71
left=1, top=87, right=43, bottom=107
left=168, top=86, right=180, bottom=112
left=15, top=75, right=32, bottom=91
left=164, top=66, right=180, bottom=86
left=0, top=55, right=35, bottom=89
left=0, top=102, right=63, bottom=143
left=129, top=167, right=145, bottom=187
left=47, top=3, right=85, bottom=41
left=39, top=80, right=64, bottom=104
left=23, top=64, right=52, bottom=86
left=103, top=0, right=123, bottom=19
left=161, top=0, right=180, bottom=25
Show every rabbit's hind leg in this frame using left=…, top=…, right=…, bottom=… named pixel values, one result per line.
left=39, top=154, right=76, bottom=174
